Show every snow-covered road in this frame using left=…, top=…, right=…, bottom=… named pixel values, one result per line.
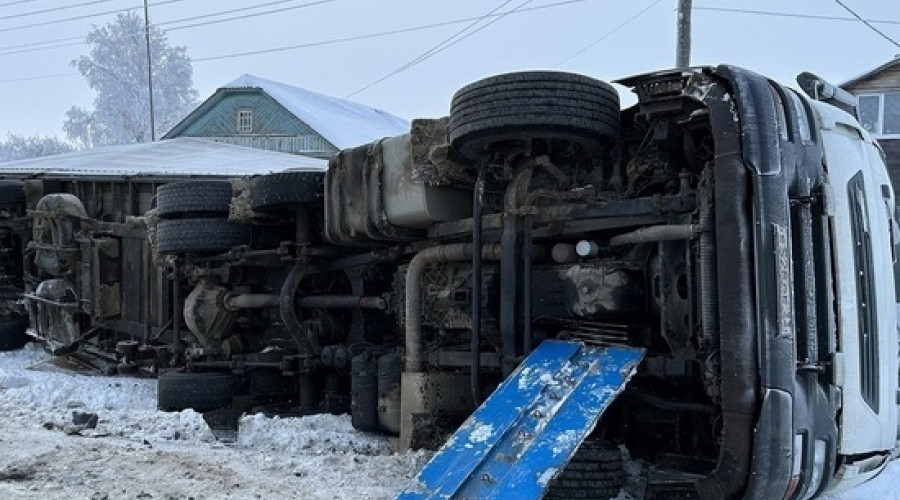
left=0, top=344, right=427, bottom=499
left=0, top=343, right=896, bottom=500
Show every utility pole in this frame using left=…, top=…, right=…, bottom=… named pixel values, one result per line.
left=143, top=0, right=156, bottom=141
left=676, top=0, right=692, bottom=68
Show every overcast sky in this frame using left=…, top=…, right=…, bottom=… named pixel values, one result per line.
left=0, top=0, right=898, bottom=140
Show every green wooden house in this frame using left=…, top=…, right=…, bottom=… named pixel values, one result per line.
left=163, top=74, right=410, bottom=159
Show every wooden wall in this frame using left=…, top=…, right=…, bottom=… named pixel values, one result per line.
left=173, top=92, right=338, bottom=158
left=845, top=64, right=900, bottom=94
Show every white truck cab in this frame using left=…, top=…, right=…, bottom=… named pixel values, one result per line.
left=815, top=98, right=899, bottom=491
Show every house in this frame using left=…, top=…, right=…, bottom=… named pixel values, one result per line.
left=842, top=56, right=900, bottom=191
left=163, top=75, right=410, bottom=159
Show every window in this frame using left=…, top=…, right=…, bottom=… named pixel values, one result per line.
left=887, top=94, right=900, bottom=134
left=237, top=108, right=253, bottom=134
left=857, top=92, right=900, bottom=137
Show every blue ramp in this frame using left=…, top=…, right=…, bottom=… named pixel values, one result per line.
left=396, top=340, right=645, bottom=500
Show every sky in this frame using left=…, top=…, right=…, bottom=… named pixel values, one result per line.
left=0, top=0, right=898, bottom=140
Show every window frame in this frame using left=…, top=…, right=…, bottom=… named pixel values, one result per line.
left=237, top=108, right=253, bottom=135
left=857, top=92, right=900, bottom=139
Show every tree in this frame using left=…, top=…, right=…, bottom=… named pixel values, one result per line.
left=64, top=12, right=199, bottom=147
left=0, top=133, right=74, bottom=161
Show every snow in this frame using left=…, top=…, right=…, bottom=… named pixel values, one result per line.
left=1, top=342, right=898, bottom=499
left=536, top=466, right=558, bottom=487
left=467, top=423, right=493, bottom=444
left=516, top=365, right=553, bottom=391
left=552, top=429, right=578, bottom=455
left=614, top=456, right=900, bottom=500
left=0, top=137, right=326, bottom=178
left=65, top=12, right=199, bottom=147
left=0, top=133, right=73, bottom=162
left=0, top=343, right=427, bottom=499
left=237, top=413, right=393, bottom=456
left=223, top=75, right=410, bottom=150
left=820, top=461, right=900, bottom=500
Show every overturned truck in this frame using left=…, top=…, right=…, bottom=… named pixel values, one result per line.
left=1, top=65, right=899, bottom=499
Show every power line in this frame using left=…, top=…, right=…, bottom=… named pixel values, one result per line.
left=189, top=0, right=595, bottom=63
left=164, top=0, right=326, bottom=30
left=831, top=0, right=900, bottom=48
left=694, top=6, right=900, bottom=26
left=0, top=0, right=40, bottom=7
left=555, top=0, right=666, bottom=67
left=0, top=39, right=83, bottom=57
left=1, top=0, right=187, bottom=33
left=0, top=0, right=340, bottom=56
left=0, top=72, right=79, bottom=84
left=345, top=0, right=519, bottom=98
left=0, top=0, right=115, bottom=22
left=346, top=0, right=536, bottom=98
left=164, top=0, right=339, bottom=32
left=0, top=37, right=82, bottom=54
left=0, top=0, right=595, bottom=83
left=1, top=0, right=590, bottom=59
left=12, top=2, right=896, bottom=62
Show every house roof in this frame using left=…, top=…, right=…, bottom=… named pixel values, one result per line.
left=164, top=74, right=410, bottom=150
left=841, top=55, right=900, bottom=88
left=0, top=138, right=326, bottom=179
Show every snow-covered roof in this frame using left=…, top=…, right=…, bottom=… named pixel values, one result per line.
left=0, top=138, right=326, bottom=179
left=165, top=74, right=410, bottom=150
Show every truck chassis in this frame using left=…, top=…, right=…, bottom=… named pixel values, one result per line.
left=1, top=65, right=898, bottom=500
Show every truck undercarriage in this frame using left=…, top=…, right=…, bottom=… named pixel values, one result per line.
left=1, top=65, right=897, bottom=500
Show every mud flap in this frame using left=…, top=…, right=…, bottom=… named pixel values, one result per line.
left=396, top=340, right=645, bottom=500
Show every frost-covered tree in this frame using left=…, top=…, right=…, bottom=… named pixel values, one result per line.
left=0, top=133, right=74, bottom=161
left=64, top=12, right=198, bottom=147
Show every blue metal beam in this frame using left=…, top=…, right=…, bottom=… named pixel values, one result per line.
left=396, top=340, right=645, bottom=500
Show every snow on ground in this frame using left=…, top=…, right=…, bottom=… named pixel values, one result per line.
left=0, top=342, right=898, bottom=499
left=821, top=460, right=900, bottom=500
left=0, top=344, right=428, bottom=499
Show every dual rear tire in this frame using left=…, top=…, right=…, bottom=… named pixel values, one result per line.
left=250, top=171, right=324, bottom=214
left=153, top=173, right=325, bottom=254
left=154, top=180, right=247, bottom=255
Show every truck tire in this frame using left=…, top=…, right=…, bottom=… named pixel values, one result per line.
left=0, top=315, right=29, bottom=351
left=448, top=71, right=620, bottom=161
left=250, top=171, right=324, bottom=213
left=158, top=372, right=238, bottom=412
left=0, top=180, right=26, bottom=214
left=155, top=218, right=248, bottom=255
left=545, top=442, right=625, bottom=500
left=156, top=180, right=233, bottom=219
